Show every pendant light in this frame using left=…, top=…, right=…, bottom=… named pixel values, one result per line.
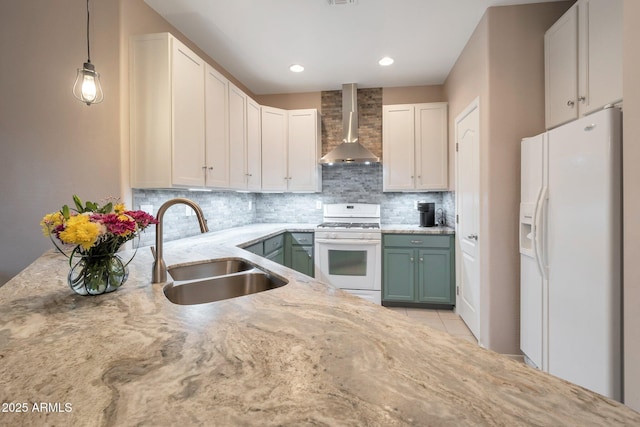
left=73, top=0, right=103, bottom=105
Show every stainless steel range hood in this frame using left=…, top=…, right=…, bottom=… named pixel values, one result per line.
left=320, top=83, right=380, bottom=164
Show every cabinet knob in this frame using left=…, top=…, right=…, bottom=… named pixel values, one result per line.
left=567, top=100, right=575, bottom=107
left=419, top=257, right=424, bottom=262
left=578, top=96, right=586, bottom=103
left=410, top=257, right=414, bottom=262
left=467, top=234, right=478, bottom=241
left=208, top=167, right=213, bottom=170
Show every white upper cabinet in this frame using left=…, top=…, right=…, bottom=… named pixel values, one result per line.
left=228, top=83, right=263, bottom=191
left=204, top=64, right=229, bottom=188
left=383, top=102, right=448, bottom=192
left=261, top=108, right=321, bottom=192
left=261, top=106, right=288, bottom=191
left=288, top=109, right=321, bottom=192
left=130, top=32, right=317, bottom=193
left=246, top=98, right=262, bottom=191
left=545, top=0, right=622, bottom=129
left=228, top=82, right=248, bottom=190
left=130, top=33, right=206, bottom=188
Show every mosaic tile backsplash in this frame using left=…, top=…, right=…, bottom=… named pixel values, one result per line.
left=133, top=164, right=455, bottom=246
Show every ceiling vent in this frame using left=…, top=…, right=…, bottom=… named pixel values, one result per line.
left=327, top=0, right=358, bottom=5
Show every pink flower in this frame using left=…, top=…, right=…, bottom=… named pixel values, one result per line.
left=126, top=210, right=158, bottom=229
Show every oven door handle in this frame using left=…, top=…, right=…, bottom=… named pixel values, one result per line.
left=315, top=238, right=381, bottom=245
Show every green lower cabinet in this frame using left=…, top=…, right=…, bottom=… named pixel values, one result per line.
left=383, top=234, right=455, bottom=308
left=245, top=232, right=314, bottom=277
left=285, top=232, right=314, bottom=277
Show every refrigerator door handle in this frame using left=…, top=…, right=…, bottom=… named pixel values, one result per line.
left=533, top=185, right=549, bottom=280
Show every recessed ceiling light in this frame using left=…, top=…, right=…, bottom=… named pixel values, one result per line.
left=289, top=64, right=305, bottom=73
left=378, top=56, right=394, bottom=66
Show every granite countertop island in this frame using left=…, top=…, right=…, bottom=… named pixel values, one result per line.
left=1, top=223, right=639, bottom=426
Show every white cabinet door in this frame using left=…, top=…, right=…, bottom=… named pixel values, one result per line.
left=130, top=33, right=208, bottom=189
left=204, top=64, right=229, bottom=188
left=288, top=109, right=321, bottom=192
left=415, top=103, right=448, bottom=190
left=383, top=104, right=415, bottom=191
left=246, top=98, right=262, bottom=191
left=579, top=0, right=623, bottom=116
left=545, top=4, right=579, bottom=129
left=228, top=82, right=247, bottom=190
left=545, top=0, right=622, bottom=129
left=171, top=39, right=206, bottom=187
left=261, top=106, right=288, bottom=191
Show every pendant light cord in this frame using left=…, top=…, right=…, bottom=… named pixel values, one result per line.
left=86, top=0, right=91, bottom=63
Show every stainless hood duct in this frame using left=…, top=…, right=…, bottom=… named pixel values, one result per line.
left=319, top=83, right=380, bottom=164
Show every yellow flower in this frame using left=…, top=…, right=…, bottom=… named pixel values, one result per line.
left=58, top=214, right=101, bottom=250
left=40, top=212, right=65, bottom=236
left=114, top=203, right=126, bottom=215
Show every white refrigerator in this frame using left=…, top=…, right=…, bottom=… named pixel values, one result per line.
left=519, top=107, right=622, bottom=400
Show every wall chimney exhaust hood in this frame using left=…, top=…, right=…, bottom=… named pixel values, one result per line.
left=320, top=83, right=380, bottom=164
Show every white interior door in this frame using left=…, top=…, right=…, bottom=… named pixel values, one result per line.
left=455, top=98, right=481, bottom=340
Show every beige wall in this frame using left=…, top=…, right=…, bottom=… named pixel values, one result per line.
left=382, top=85, right=444, bottom=105
left=255, top=92, right=322, bottom=110
left=0, top=0, right=121, bottom=285
left=623, top=0, right=640, bottom=412
left=443, top=2, right=571, bottom=353
left=255, top=84, right=445, bottom=112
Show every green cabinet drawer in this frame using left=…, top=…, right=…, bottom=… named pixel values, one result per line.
left=264, top=234, right=284, bottom=253
left=383, top=234, right=451, bottom=248
left=289, top=232, right=314, bottom=246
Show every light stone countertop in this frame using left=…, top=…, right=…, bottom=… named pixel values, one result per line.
left=1, top=223, right=639, bottom=426
left=381, top=224, right=455, bottom=235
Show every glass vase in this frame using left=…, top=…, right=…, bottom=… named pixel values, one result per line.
left=68, top=253, right=129, bottom=296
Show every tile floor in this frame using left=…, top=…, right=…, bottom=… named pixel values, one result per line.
left=386, top=307, right=478, bottom=345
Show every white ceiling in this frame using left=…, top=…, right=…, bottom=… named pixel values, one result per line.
left=143, top=0, right=565, bottom=95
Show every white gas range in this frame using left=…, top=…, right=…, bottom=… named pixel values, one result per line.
left=314, top=204, right=381, bottom=304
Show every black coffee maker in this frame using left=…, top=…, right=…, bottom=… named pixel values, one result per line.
left=418, top=202, right=435, bottom=227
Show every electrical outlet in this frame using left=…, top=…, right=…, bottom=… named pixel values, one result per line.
left=141, top=204, right=153, bottom=215
left=248, top=200, right=253, bottom=211
left=316, top=200, right=322, bottom=209
left=185, top=206, right=193, bottom=217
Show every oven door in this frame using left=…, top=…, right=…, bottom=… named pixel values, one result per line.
left=314, top=238, right=381, bottom=291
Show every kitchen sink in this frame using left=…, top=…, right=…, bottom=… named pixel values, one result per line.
left=163, top=271, right=287, bottom=305
left=167, top=258, right=253, bottom=281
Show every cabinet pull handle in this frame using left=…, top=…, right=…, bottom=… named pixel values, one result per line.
left=467, top=234, right=478, bottom=241
left=567, top=100, right=575, bottom=107
left=410, top=240, right=423, bottom=244
left=208, top=167, right=213, bottom=170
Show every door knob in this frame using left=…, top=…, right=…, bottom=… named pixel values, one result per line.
left=467, top=233, right=478, bottom=241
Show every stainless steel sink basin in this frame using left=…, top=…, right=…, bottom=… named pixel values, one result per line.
left=167, top=258, right=253, bottom=281
left=163, top=272, right=287, bottom=305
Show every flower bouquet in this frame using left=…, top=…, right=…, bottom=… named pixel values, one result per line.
left=41, top=195, right=157, bottom=295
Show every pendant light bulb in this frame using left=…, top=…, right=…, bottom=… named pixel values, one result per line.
left=73, top=62, right=103, bottom=105
left=73, top=0, right=103, bottom=106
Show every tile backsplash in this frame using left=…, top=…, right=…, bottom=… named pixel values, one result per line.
left=133, top=164, right=455, bottom=246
